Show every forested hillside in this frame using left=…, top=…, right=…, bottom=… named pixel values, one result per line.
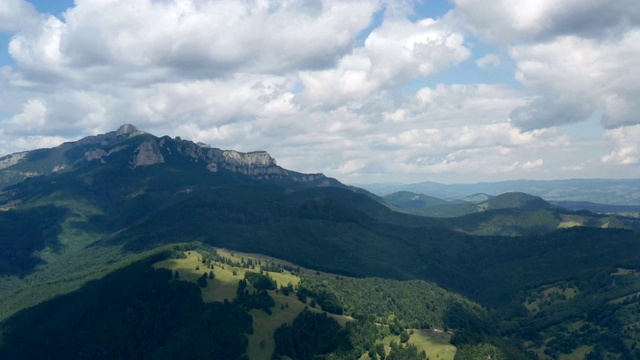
left=2, top=127, right=640, bottom=359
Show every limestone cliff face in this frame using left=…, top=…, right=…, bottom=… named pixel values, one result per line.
left=0, top=152, right=27, bottom=170
left=132, top=141, right=165, bottom=168
left=167, top=137, right=284, bottom=177
left=84, top=145, right=129, bottom=163
left=164, top=136, right=328, bottom=183
left=218, top=150, right=280, bottom=176
left=222, top=151, right=275, bottom=167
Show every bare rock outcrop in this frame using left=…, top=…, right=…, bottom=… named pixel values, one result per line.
left=84, top=145, right=129, bottom=162
left=132, top=141, right=165, bottom=167
left=0, top=152, right=27, bottom=170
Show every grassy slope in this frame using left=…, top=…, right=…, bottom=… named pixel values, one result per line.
left=408, top=330, right=456, bottom=360
left=359, top=331, right=456, bottom=360
left=150, top=247, right=482, bottom=360
left=153, top=249, right=353, bottom=360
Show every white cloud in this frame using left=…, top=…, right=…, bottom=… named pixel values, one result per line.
left=9, top=0, right=380, bottom=86
left=5, top=98, right=47, bottom=134
left=448, top=1, right=640, bottom=132
left=450, top=0, right=640, bottom=44
left=509, top=30, right=640, bottom=130
left=602, top=125, right=640, bottom=165
left=522, top=158, right=544, bottom=170
left=413, top=84, right=526, bottom=126
left=0, top=0, right=40, bottom=32
left=297, top=17, right=470, bottom=107
left=475, top=53, right=500, bottom=68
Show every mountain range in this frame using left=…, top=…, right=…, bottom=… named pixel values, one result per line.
left=355, top=178, right=640, bottom=205
left=2, top=125, right=640, bottom=359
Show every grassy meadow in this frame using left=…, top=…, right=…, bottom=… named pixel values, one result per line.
left=153, top=248, right=353, bottom=360
left=359, top=330, right=456, bottom=360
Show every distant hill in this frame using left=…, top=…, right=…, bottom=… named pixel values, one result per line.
left=551, top=200, right=640, bottom=216
left=383, top=191, right=476, bottom=217
left=383, top=191, right=448, bottom=209
left=382, top=191, right=639, bottom=235
left=354, top=178, right=640, bottom=205
left=482, top=192, right=552, bottom=211
left=464, top=193, right=493, bottom=203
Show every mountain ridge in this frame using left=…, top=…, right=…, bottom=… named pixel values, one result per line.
left=356, top=178, right=640, bottom=205
left=0, top=124, right=338, bottom=192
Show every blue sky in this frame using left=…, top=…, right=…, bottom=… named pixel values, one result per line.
left=30, top=0, right=73, bottom=14
left=0, top=0, right=639, bottom=184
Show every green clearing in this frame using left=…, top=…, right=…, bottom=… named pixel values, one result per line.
left=153, top=250, right=241, bottom=302
left=247, top=291, right=351, bottom=360
left=153, top=248, right=352, bottom=360
left=523, top=284, right=578, bottom=313
left=359, top=330, right=455, bottom=360
left=612, top=268, right=640, bottom=276
left=216, top=248, right=303, bottom=288
left=408, top=329, right=456, bottom=360
left=153, top=249, right=306, bottom=304
left=558, top=214, right=587, bottom=229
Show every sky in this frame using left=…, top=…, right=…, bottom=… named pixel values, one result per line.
left=0, top=0, right=639, bottom=184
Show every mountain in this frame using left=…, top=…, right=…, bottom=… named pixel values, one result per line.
left=0, top=124, right=339, bottom=193
left=382, top=191, right=639, bottom=235
left=3, top=125, right=640, bottom=359
left=383, top=191, right=448, bottom=209
left=355, top=178, right=640, bottom=205
left=464, top=193, right=493, bottom=203
left=481, top=192, right=552, bottom=211
left=383, top=191, right=477, bottom=217
left=550, top=200, right=640, bottom=215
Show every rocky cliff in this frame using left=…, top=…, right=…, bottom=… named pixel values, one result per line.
left=0, top=124, right=335, bottom=189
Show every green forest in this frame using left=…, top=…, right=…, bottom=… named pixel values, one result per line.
left=2, top=128, right=640, bottom=359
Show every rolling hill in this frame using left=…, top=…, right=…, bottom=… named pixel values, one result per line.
left=382, top=191, right=639, bottom=236
left=357, top=178, right=640, bottom=205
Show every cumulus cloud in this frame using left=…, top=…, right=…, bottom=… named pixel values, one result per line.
left=475, top=53, right=500, bottom=68
left=5, top=98, right=47, bottom=134
left=509, top=30, right=640, bottom=129
left=0, top=0, right=40, bottom=32
left=9, top=0, right=379, bottom=86
left=297, top=17, right=470, bottom=107
left=601, top=125, right=640, bottom=165
left=448, top=1, right=640, bottom=133
left=450, top=0, right=640, bottom=44
left=280, top=84, right=571, bottom=182
left=414, top=84, right=525, bottom=124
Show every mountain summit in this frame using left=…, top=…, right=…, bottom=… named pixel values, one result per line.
left=0, top=124, right=338, bottom=190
